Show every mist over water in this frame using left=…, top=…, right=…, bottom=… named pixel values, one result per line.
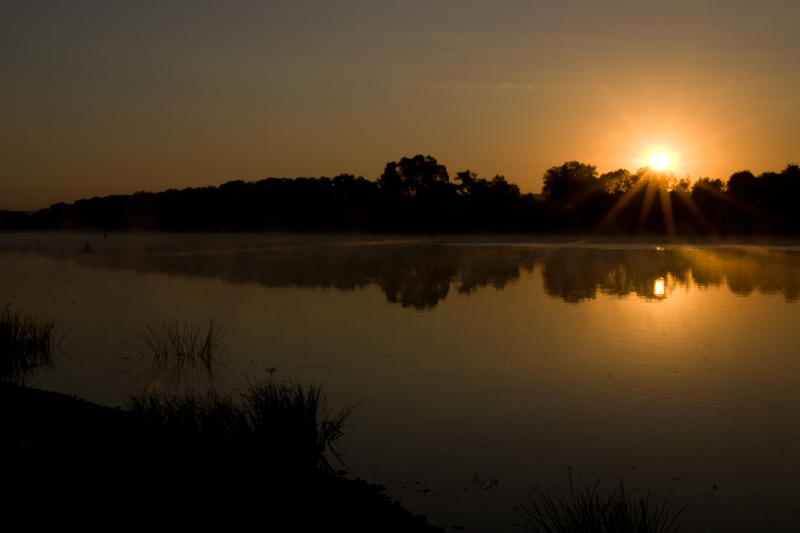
left=2, top=233, right=799, bottom=532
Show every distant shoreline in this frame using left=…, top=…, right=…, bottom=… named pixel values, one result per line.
left=2, top=230, right=800, bottom=249
left=3, top=160, right=800, bottom=236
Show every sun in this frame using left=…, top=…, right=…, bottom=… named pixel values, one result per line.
left=649, top=152, right=670, bottom=170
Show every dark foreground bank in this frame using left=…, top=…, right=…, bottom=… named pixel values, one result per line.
left=1, top=382, right=443, bottom=531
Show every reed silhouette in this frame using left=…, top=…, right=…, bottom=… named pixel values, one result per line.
left=125, top=319, right=227, bottom=391
left=124, top=319, right=353, bottom=469
left=514, top=473, right=685, bottom=533
left=0, top=306, right=68, bottom=385
left=126, top=377, right=353, bottom=471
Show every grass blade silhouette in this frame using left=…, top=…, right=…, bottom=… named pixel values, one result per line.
left=514, top=472, right=686, bottom=533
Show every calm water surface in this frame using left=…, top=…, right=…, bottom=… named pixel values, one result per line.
left=2, top=233, right=799, bottom=531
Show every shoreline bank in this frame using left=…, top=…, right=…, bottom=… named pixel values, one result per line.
left=1, top=381, right=443, bottom=531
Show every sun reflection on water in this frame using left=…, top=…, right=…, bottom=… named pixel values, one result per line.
left=654, top=277, right=666, bottom=297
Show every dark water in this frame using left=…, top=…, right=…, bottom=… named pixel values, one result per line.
left=2, top=233, right=799, bottom=531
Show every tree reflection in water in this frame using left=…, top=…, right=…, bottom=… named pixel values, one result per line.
left=44, top=242, right=800, bottom=307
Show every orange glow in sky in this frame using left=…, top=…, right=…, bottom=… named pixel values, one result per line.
left=1, top=2, right=799, bottom=210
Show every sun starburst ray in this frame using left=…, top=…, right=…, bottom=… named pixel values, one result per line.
left=658, top=186, right=676, bottom=236
left=636, top=179, right=659, bottom=233
left=591, top=178, right=650, bottom=234
left=673, top=191, right=716, bottom=234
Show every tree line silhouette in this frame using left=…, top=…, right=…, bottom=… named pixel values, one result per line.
left=1, top=155, right=799, bottom=234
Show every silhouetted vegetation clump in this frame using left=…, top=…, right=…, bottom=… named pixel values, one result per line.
left=126, top=319, right=227, bottom=390
left=124, top=318, right=352, bottom=469
left=514, top=475, right=685, bottom=533
left=127, top=378, right=352, bottom=470
left=0, top=306, right=67, bottom=384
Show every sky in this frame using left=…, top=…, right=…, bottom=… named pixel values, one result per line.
left=2, top=1, right=799, bottom=211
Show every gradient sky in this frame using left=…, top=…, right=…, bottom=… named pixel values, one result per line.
left=2, top=1, right=799, bottom=211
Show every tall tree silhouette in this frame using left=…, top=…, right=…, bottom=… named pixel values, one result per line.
left=542, top=161, right=602, bottom=205
left=600, top=168, right=637, bottom=195
left=377, top=155, right=452, bottom=199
